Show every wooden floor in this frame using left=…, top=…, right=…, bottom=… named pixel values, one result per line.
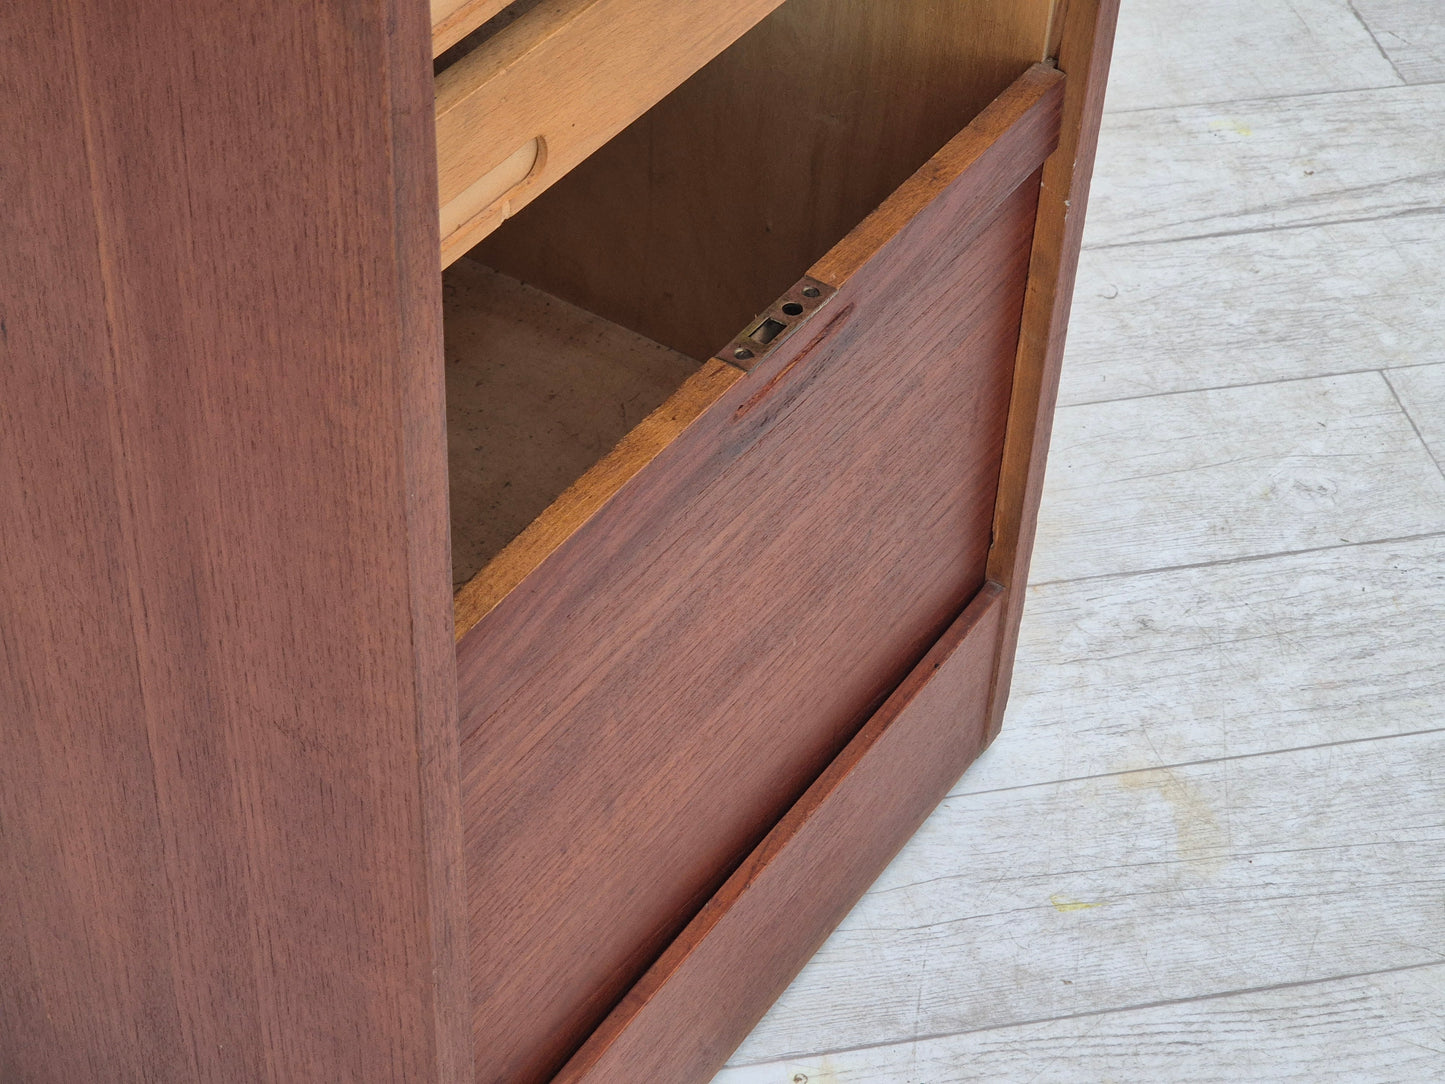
left=713, top=2, right=1445, bottom=1080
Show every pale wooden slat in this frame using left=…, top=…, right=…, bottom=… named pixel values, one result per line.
left=1386, top=362, right=1445, bottom=470
left=1103, top=0, right=1399, bottom=112
left=724, top=730, right=1445, bottom=1063
left=1084, top=83, right=1445, bottom=247
left=1061, top=213, right=1445, bottom=405
left=431, top=0, right=513, bottom=58
left=1353, top=0, right=1445, bottom=84
left=1028, top=372, right=1445, bottom=583
left=960, top=535, right=1445, bottom=796
left=716, top=964, right=1445, bottom=1082
left=436, top=137, right=539, bottom=241
left=433, top=0, right=788, bottom=266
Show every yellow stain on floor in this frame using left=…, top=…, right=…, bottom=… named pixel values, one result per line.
left=786, top=1055, right=838, bottom=1084
left=1121, top=766, right=1229, bottom=876
left=1050, top=894, right=1109, bottom=913
left=1208, top=117, right=1254, bottom=137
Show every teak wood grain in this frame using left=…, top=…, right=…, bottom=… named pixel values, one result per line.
left=986, top=0, right=1121, bottom=737
left=479, top=0, right=1056, bottom=360
left=453, top=68, right=1062, bottom=1084
left=555, top=584, right=1005, bottom=1084
left=0, top=1, right=466, bottom=1080
left=434, top=0, right=790, bottom=264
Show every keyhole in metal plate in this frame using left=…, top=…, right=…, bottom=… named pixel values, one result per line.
left=750, top=317, right=788, bottom=345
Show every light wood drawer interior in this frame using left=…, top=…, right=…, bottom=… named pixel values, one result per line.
left=443, top=0, right=1057, bottom=623
left=432, top=0, right=792, bottom=263
left=430, top=0, right=513, bottom=57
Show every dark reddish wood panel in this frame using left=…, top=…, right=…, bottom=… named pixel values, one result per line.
left=556, top=584, right=1004, bottom=1084
left=0, top=2, right=465, bottom=1081
left=986, top=0, right=1122, bottom=737
left=455, top=69, right=1063, bottom=1084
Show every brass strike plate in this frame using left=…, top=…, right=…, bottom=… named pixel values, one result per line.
left=717, top=276, right=837, bottom=373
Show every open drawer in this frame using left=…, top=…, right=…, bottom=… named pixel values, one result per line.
left=441, top=7, right=1065, bottom=1081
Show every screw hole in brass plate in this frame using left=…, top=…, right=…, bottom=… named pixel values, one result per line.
left=718, top=275, right=837, bottom=372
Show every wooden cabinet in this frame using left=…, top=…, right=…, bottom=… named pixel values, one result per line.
left=0, top=1, right=1117, bottom=1081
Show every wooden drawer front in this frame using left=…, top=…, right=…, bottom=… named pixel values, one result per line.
left=456, top=68, right=1063, bottom=1084
left=557, top=583, right=1005, bottom=1083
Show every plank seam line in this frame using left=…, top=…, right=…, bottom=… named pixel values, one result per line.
left=1082, top=204, right=1445, bottom=253
left=1102, top=74, right=1426, bottom=118
left=1382, top=370, right=1445, bottom=483
left=1027, top=528, right=1445, bottom=589
left=953, top=725, right=1445, bottom=800
left=1346, top=0, right=1410, bottom=85
left=1064, top=364, right=1445, bottom=410
left=724, top=959, right=1445, bottom=1068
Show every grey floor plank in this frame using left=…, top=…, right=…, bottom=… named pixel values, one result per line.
left=717, top=964, right=1445, bottom=1083
left=1061, top=214, right=1445, bottom=406
left=1353, top=0, right=1445, bottom=84
left=1104, top=0, right=1400, bottom=112
left=1031, top=372, right=1445, bottom=583
left=949, top=534, right=1445, bottom=798
left=1385, top=362, right=1445, bottom=471
left=727, top=732, right=1445, bottom=1065
left=1085, top=83, right=1445, bottom=248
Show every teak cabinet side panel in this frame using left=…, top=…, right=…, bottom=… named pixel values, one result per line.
left=0, top=2, right=465, bottom=1081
